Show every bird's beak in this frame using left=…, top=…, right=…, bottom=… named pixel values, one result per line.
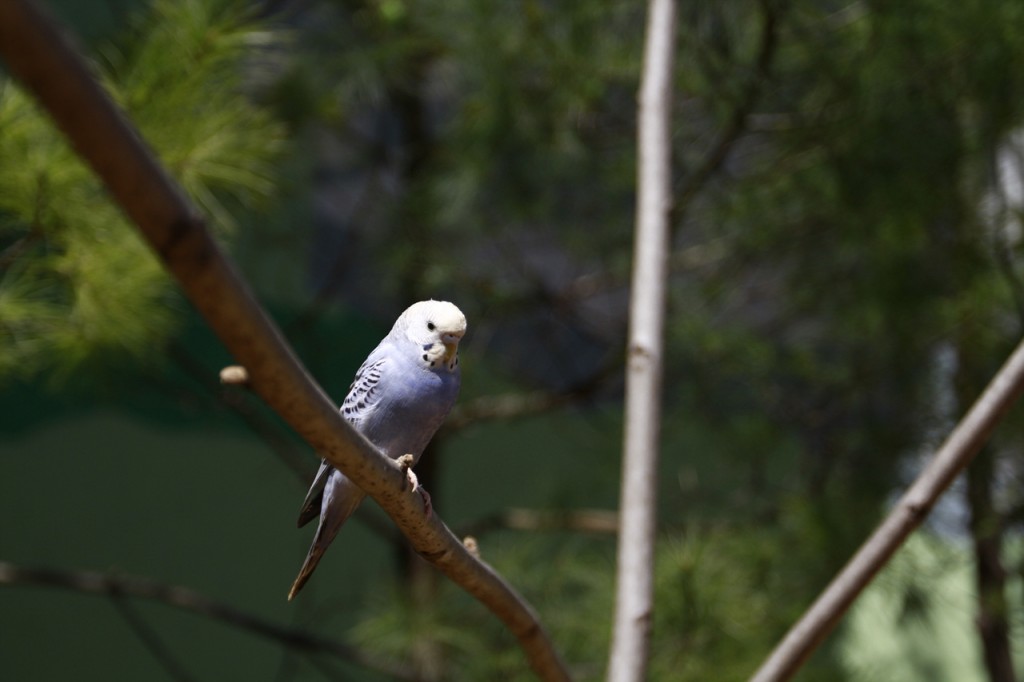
left=442, top=332, right=462, bottom=362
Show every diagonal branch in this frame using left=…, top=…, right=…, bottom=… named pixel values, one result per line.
left=0, top=2, right=570, bottom=680
left=0, top=560, right=414, bottom=680
left=750, top=337, right=1024, bottom=682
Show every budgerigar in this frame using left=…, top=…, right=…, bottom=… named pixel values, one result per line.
left=288, top=300, right=466, bottom=600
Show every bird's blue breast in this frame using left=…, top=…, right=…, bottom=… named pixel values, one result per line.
left=357, top=358, right=460, bottom=460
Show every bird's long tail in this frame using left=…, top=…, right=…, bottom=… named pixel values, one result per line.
left=288, top=473, right=365, bottom=600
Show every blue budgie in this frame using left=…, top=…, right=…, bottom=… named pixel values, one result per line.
left=288, top=300, right=466, bottom=600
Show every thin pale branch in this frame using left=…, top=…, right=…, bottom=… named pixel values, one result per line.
left=0, top=560, right=414, bottom=680
left=607, top=1, right=677, bottom=681
left=750, top=337, right=1024, bottom=682
left=0, top=2, right=570, bottom=679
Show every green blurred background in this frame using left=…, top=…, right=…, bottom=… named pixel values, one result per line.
left=3, top=0, right=1024, bottom=680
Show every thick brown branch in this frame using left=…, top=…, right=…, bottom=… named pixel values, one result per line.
left=750, top=337, right=1024, bottom=682
left=0, top=560, right=413, bottom=680
left=0, top=3, right=570, bottom=679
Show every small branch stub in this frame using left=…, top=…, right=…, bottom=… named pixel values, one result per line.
left=219, top=365, right=249, bottom=385
left=627, top=343, right=655, bottom=371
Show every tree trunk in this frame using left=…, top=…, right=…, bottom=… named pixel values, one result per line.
left=965, top=446, right=1016, bottom=682
left=957, top=330, right=1016, bottom=682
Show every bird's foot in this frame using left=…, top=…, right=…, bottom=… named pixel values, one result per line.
left=397, top=454, right=432, bottom=519
left=397, top=454, right=419, bottom=491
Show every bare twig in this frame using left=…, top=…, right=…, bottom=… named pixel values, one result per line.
left=750, top=337, right=1024, bottom=682
left=675, top=0, right=780, bottom=214
left=165, top=342, right=314, bottom=485
left=0, top=2, right=570, bottom=679
left=443, top=348, right=623, bottom=436
left=0, top=174, right=48, bottom=270
left=0, top=560, right=414, bottom=680
left=503, top=508, right=619, bottom=534
left=561, top=239, right=728, bottom=302
left=109, top=595, right=201, bottom=682
left=607, top=1, right=677, bottom=681
left=444, top=390, right=578, bottom=432
left=443, top=364, right=614, bottom=435
left=0, top=228, right=43, bottom=270
left=460, top=508, right=620, bottom=538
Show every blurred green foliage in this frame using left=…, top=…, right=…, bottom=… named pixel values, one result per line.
left=0, top=0, right=283, bottom=380
left=4, top=0, right=1024, bottom=680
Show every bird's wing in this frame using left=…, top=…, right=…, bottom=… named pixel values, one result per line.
left=340, top=351, right=390, bottom=426
left=295, top=349, right=390, bottom=527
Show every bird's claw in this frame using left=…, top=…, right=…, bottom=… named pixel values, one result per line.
left=397, top=454, right=418, bottom=491
left=397, top=454, right=432, bottom=518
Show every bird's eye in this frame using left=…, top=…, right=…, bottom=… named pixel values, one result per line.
left=427, top=322, right=436, bottom=331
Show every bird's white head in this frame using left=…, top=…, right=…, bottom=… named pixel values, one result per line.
left=396, top=300, right=467, bottom=371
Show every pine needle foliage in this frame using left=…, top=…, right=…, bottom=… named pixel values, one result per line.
left=0, top=0, right=285, bottom=382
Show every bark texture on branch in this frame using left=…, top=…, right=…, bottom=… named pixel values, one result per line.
left=607, top=1, right=677, bottom=681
